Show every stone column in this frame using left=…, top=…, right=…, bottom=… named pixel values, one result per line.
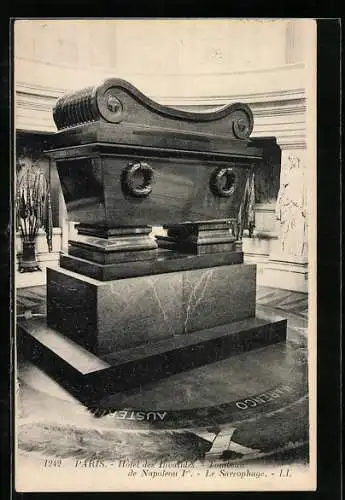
left=262, top=146, right=308, bottom=292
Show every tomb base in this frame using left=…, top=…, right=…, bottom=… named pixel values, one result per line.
left=18, top=314, right=287, bottom=406
left=46, top=262, right=257, bottom=355
left=19, top=220, right=287, bottom=404
left=17, top=247, right=287, bottom=405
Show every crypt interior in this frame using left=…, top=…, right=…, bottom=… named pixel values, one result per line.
left=15, top=19, right=310, bottom=292
left=15, top=19, right=314, bottom=467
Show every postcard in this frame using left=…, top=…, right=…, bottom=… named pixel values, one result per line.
left=14, top=18, right=317, bottom=492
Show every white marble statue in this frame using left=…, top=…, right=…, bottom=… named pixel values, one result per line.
left=275, top=154, right=307, bottom=257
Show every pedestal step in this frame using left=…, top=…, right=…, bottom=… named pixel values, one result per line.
left=60, top=248, right=243, bottom=281
left=69, top=224, right=158, bottom=264
left=18, top=315, right=286, bottom=406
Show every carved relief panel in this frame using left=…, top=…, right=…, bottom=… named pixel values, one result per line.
left=275, top=152, right=308, bottom=258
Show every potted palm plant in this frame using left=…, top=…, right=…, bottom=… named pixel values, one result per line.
left=16, top=155, right=53, bottom=273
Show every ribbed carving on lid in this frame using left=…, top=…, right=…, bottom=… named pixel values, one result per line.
left=52, top=78, right=254, bottom=140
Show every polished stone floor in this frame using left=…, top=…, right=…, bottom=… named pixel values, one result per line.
left=16, top=284, right=309, bottom=465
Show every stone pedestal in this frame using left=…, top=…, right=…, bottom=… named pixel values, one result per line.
left=19, top=314, right=287, bottom=403
left=69, top=224, right=158, bottom=264
left=17, top=247, right=287, bottom=404
left=47, top=263, right=256, bottom=355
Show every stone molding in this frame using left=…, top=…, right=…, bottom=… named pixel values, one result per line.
left=15, top=59, right=307, bottom=133
left=16, top=80, right=306, bottom=105
left=16, top=87, right=307, bottom=143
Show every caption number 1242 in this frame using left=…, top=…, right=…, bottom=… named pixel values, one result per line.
left=43, top=459, right=63, bottom=467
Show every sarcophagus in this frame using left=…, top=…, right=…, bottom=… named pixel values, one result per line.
left=50, top=78, right=262, bottom=226
left=19, top=79, right=286, bottom=402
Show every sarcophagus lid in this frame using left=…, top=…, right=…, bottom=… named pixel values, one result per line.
left=48, top=78, right=268, bottom=227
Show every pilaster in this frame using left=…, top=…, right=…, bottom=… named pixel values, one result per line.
left=260, top=146, right=308, bottom=292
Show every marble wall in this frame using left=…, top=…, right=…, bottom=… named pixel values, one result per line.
left=15, top=19, right=289, bottom=84
left=15, top=19, right=310, bottom=132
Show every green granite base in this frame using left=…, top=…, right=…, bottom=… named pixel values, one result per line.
left=47, top=263, right=256, bottom=355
